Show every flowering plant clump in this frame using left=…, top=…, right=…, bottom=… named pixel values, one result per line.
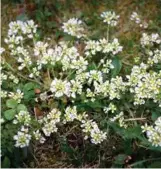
left=1, top=10, right=161, bottom=167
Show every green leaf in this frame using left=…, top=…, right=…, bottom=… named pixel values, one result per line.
left=149, top=161, right=161, bottom=168
left=24, top=82, right=35, bottom=91
left=87, top=62, right=97, bottom=71
left=111, top=56, right=122, bottom=77
left=4, top=109, right=16, bottom=120
left=151, top=111, right=161, bottom=121
left=6, top=99, right=18, bottom=108
left=109, top=122, right=142, bottom=139
left=2, top=156, right=11, bottom=168
left=17, top=104, right=27, bottom=112
left=114, top=154, right=127, bottom=165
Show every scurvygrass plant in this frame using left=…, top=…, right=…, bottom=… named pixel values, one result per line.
left=1, top=10, right=161, bottom=167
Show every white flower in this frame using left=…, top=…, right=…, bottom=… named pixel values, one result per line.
left=14, top=110, right=31, bottom=125
left=13, top=129, right=31, bottom=148
left=9, top=74, right=19, bottom=84
left=29, top=67, right=40, bottom=78
left=86, top=88, right=95, bottom=102
left=0, top=90, right=8, bottom=98
left=100, top=11, right=119, bottom=26
left=41, top=109, right=61, bottom=137
left=0, top=47, right=5, bottom=55
left=8, top=89, right=24, bottom=103
left=110, top=112, right=127, bottom=128
left=141, top=33, right=161, bottom=47
left=130, top=12, right=141, bottom=23
left=142, top=117, right=161, bottom=147
left=34, top=41, right=48, bottom=56
left=42, top=121, right=58, bottom=137
left=18, top=56, right=32, bottom=70
left=127, top=63, right=161, bottom=106
left=46, top=108, right=61, bottom=123
left=102, top=59, right=114, bottom=73
left=81, top=119, right=107, bottom=144
left=64, top=106, right=78, bottom=123
left=62, top=18, right=85, bottom=38
left=85, top=40, right=101, bottom=56
left=50, top=78, right=71, bottom=97
left=104, top=103, right=117, bottom=114
left=70, top=80, right=83, bottom=98
left=86, top=70, right=103, bottom=84
left=0, top=73, right=7, bottom=85
left=71, top=57, right=88, bottom=74
left=147, top=50, right=161, bottom=66
left=33, top=130, right=46, bottom=144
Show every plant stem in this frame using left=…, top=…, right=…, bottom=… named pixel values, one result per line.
left=107, top=25, right=110, bottom=41
left=5, top=62, right=42, bottom=86
left=26, top=66, right=43, bottom=85
left=124, top=117, right=146, bottom=122
left=130, top=157, right=161, bottom=167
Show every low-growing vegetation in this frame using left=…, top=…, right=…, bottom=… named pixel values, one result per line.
left=1, top=0, right=161, bottom=168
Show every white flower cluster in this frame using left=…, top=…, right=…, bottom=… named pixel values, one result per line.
left=34, top=41, right=48, bottom=56
left=147, top=49, right=161, bottom=66
left=0, top=73, right=7, bottom=85
left=62, top=18, right=85, bottom=38
left=35, top=42, right=88, bottom=74
left=130, top=12, right=148, bottom=28
left=33, top=130, right=46, bottom=144
left=93, top=76, right=126, bottom=100
left=64, top=106, right=78, bottom=123
left=63, top=106, right=107, bottom=144
left=8, top=74, right=19, bottom=84
left=18, top=56, right=32, bottom=70
left=13, top=110, right=31, bottom=125
left=8, top=89, right=24, bottom=103
left=60, top=44, right=87, bottom=72
left=142, top=117, right=161, bottom=147
left=14, top=126, right=31, bottom=148
left=140, top=33, right=161, bottom=47
left=104, top=103, right=117, bottom=114
left=41, top=108, right=61, bottom=137
left=29, top=67, right=41, bottom=78
left=85, top=38, right=123, bottom=56
left=70, top=80, right=83, bottom=98
left=3, top=16, right=161, bottom=150
left=5, top=20, right=37, bottom=49
left=86, top=70, right=103, bottom=84
left=100, top=11, right=119, bottom=26
left=127, top=63, right=161, bottom=106
left=110, top=112, right=127, bottom=128
left=81, top=120, right=107, bottom=144
left=101, top=59, right=114, bottom=74
left=50, top=78, right=71, bottom=98
left=0, top=90, right=8, bottom=98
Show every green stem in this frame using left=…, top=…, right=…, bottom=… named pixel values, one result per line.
left=130, top=157, right=161, bottom=167
left=107, top=25, right=110, bottom=41
left=5, top=62, right=42, bottom=86
left=26, top=66, right=43, bottom=85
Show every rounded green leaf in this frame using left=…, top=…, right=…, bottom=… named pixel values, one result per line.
left=6, top=99, right=18, bottom=109
left=17, top=104, right=27, bottom=112
left=24, top=82, right=35, bottom=91
left=4, top=109, right=16, bottom=120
